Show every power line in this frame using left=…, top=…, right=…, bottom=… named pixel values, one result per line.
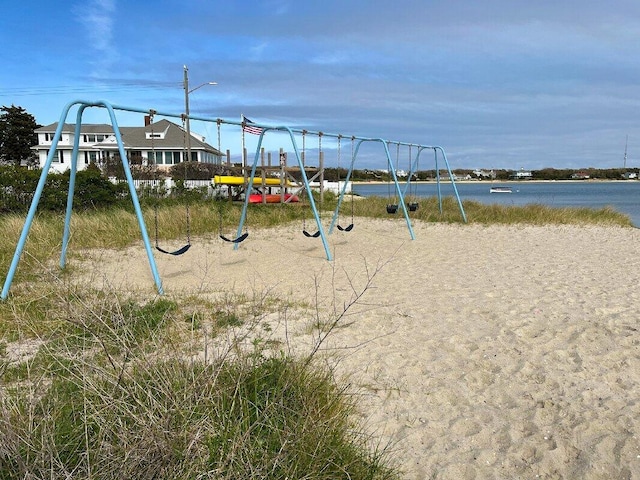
left=0, top=82, right=181, bottom=97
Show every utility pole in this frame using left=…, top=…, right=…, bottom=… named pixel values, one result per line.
left=183, top=65, right=191, bottom=162
left=183, top=65, right=216, bottom=163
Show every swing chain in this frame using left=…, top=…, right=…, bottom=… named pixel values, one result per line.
left=336, top=134, right=355, bottom=231
left=149, top=110, right=192, bottom=255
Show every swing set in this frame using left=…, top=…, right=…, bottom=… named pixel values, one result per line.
left=1, top=99, right=466, bottom=300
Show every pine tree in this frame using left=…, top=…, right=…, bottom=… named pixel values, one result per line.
left=0, top=105, right=39, bottom=166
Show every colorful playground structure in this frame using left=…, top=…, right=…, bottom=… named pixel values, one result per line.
left=1, top=99, right=466, bottom=299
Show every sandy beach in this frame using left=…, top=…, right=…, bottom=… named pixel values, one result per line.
left=77, top=219, right=640, bottom=479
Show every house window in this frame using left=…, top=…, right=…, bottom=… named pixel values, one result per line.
left=48, top=149, right=63, bottom=163
left=129, top=151, right=143, bottom=165
left=84, top=151, right=98, bottom=164
left=173, top=152, right=181, bottom=164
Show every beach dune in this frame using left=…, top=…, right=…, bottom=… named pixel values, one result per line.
left=79, top=220, right=640, bottom=479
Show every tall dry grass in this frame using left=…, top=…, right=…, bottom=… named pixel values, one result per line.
left=0, top=254, right=399, bottom=479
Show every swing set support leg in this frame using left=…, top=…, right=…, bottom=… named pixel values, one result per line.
left=233, top=127, right=332, bottom=261
left=381, top=140, right=415, bottom=240
left=60, top=105, right=86, bottom=268
left=328, top=142, right=358, bottom=234
left=103, top=102, right=165, bottom=293
left=1, top=100, right=165, bottom=300
left=435, top=146, right=467, bottom=223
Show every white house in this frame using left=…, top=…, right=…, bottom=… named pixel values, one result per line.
left=33, top=119, right=223, bottom=173
left=509, top=168, right=533, bottom=180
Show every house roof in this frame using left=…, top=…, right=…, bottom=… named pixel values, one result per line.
left=36, top=120, right=221, bottom=155
left=119, top=119, right=218, bottom=153
left=36, top=123, right=115, bottom=134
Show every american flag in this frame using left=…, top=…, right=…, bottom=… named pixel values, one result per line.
left=241, top=115, right=263, bottom=135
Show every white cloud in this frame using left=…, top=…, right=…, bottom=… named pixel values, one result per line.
left=74, top=0, right=117, bottom=77
left=249, top=42, right=269, bottom=61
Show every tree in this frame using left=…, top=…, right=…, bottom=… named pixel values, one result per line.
left=0, top=105, right=39, bottom=167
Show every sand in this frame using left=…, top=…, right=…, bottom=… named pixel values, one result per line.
left=77, top=219, right=640, bottom=479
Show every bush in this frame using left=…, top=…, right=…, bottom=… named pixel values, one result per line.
left=0, top=165, right=128, bottom=213
left=0, top=165, right=40, bottom=212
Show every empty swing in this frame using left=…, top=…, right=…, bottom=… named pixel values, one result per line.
left=150, top=111, right=192, bottom=256
left=407, top=145, right=419, bottom=212
left=336, top=135, right=354, bottom=232
left=219, top=119, right=249, bottom=243
left=302, top=130, right=321, bottom=238
left=219, top=211, right=249, bottom=243
left=386, top=142, right=399, bottom=214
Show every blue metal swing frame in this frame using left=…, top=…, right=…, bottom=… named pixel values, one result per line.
left=2, top=100, right=164, bottom=299
left=1, top=100, right=467, bottom=300
left=400, top=146, right=468, bottom=222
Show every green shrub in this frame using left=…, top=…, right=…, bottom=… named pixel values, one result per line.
left=0, top=165, right=128, bottom=213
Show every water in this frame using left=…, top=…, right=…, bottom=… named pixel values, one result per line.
left=352, top=181, right=640, bottom=227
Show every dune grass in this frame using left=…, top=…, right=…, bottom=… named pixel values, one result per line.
left=349, top=195, right=633, bottom=227
left=0, top=284, right=398, bottom=480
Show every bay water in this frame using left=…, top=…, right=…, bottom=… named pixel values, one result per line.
left=352, top=181, right=640, bottom=227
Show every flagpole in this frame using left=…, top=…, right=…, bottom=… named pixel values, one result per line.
left=241, top=114, right=246, bottom=179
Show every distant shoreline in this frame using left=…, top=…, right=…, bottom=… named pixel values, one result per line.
left=350, top=178, right=637, bottom=185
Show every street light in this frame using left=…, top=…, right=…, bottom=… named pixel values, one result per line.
left=183, top=65, right=217, bottom=163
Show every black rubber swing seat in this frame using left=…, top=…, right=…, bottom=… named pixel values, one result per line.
left=219, top=232, right=249, bottom=244
left=337, top=223, right=354, bottom=232
left=156, top=244, right=191, bottom=256
left=386, top=204, right=399, bottom=214
left=303, top=230, right=321, bottom=238
left=408, top=202, right=419, bottom=212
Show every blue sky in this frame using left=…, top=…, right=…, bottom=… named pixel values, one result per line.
left=2, top=0, right=640, bottom=170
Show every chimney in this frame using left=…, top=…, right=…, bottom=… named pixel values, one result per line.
left=144, top=115, right=151, bottom=126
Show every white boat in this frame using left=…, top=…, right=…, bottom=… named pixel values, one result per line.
left=490, top=186, right=513, bottom=193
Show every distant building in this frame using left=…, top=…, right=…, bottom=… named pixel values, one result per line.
left=473, top=169, right=495, bottom=179
left=509, top=168, right=533, bottom=180
left=571, top=171, right=590, bottom=180
left=33, top=119, right=223, bottom=173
